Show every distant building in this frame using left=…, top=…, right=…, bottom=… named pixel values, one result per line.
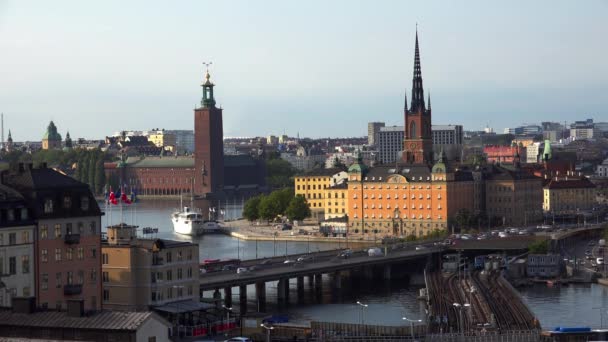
left=42, top=121, right=62, bottom=150
left=266, top=135, right=279, bottom=145
left=278, top=134, right=289, bottom=144
left=597, top=158, right=608, bottom=178
left=323, top=182, right=348, bottom=220
left=525, top=142, right=543, bottom=164
left=484, top=164, right=543, bottom=226
left=0, top=184, right=35, bottom=307
left=527, top=254, right=562, bottom=278
left=376, top=126, right=403, bottom=164
left=167, top=130, right=195, bottom=154
left=101, top=224, right=199, bottom=311
left=294, top=168, right=347, bottom=220
left=147, top=129, right=177, bottom=152
left=570, top=119, right=600, bottom=140
left=367, top=122, right=385, bottom=146
left=543, top=175, right=596, bottom=216
left=376, top=125, right=463, bottom=164
left=484, top=145, right=522, bottom=164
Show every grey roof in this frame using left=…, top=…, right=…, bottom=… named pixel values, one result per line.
left=301, top=167, right=345, bottom=177
left=0, top=310, right=169, bottom=331
left=126, top=156, right=195, bottom=168
left=6, top=167, right=87, bottom=190
left=224, top=154, right=256, bottom=167
left=154, top=300, right=215, bottom=314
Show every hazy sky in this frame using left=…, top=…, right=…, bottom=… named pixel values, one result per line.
left=1, top=1, right=607, bottom=141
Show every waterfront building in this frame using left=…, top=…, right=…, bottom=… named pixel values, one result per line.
left=324, top=182, right=348, bottom=220
left=42, top=121, right=62, bottom=150
left=0, top=184, right=35, bottom=307
left=542, top=175, right=596, bottom=216
left=527, top=254, right=563, bottom=278
left=2, top=164, right=102, bottom=311
left=294, top=168, right=347, bottom=219
left=484, top=164, right=543, bottom=226
left=367, top=122, right=385, bottom=146
left=101, top=224, right=199, bottom=311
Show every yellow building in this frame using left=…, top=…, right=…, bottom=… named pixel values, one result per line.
left=147, top=130, right=177, bottom=151
left=294, top=168, right=347, bottom=218
left=324, top=182, right=348, bottom=220
left=101, top=224, right=199, bottom=311
left=543, top=176, right=596, bottom=216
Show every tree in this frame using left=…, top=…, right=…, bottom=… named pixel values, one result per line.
left=243, top=196, right=262, bottom=221
left=80, top=154, right=90, bottom=186
left=455, top=209, right=472, bottom=231
left=88, top=153, right=97, bottom=192
left=258, top=194, right=281, bottom=222
left=528, top=240, right=549, bottom=254
left=94, top=157, right=106, bottom=195
left=285, top=195, right=311, bottom=221
left=265, top=158, right=296, bottom=189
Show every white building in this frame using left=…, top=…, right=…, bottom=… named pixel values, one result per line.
left=526, top=142, right=543, bottom=164
left=0, top=185, right=35, bottom=307
left=597, top=158, right=608, bottom=178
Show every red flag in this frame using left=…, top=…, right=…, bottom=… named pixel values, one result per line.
left=120, top=187, right=132, bottom=204
left=108, top=187, right=118, bottom=205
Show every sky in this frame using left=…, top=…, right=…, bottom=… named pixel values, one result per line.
left=0, top=0, right=607, bottom=141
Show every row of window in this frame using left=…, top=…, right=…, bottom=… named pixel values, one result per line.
left=149, top=267, right=194, bottom=283
left=354, top=203, right=443, bottom=210
left=149, top=285, right=194, bottom=302
left=41, top=246, right=96, bottom=262
left=352, top=184, right=442, bottom=190
left=44, top=196, right=90, bottom=214
left=327, top=208, right=346, bottom=214
left=40, top=221, right=96, bottom=239
left=353, top=213, right=442, bottom=220
left=0, top=255, right=30, bottom=275
left=354, top=193, right=441, bottom=199
left=0, top=231, right=30, bottom=246
left=295, top=177, right=330, bottom=183
left=326, top=202, right=345, bottom=206
left=103, top=249, right=194, bottom=265
left=296, top=184, right=329, bottom=190
left=132, top=177, right=196, bottom=185
left=40, top=269, right=96, bottom=290
left=0, top=208, right=29, bottom=223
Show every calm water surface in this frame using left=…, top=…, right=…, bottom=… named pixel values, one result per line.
left=101, top=200, right=606, bottom=328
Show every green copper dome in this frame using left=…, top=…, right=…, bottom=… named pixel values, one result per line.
left=42, top=121, right=62, bottom=141
left=348, top=149, right=368, bottom=174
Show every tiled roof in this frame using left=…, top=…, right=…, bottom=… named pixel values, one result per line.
left=126, top=156, right=195, bottom=168
left=0, top=310, right=168, bottom=331
left=544, top=178, right=596, bottom=189
left=300, top=167, right=345, bottom=177
left=6, top=167, right=87, bottom=190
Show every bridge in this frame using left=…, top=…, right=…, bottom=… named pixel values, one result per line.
left=199, top=243, right=442, bottom=313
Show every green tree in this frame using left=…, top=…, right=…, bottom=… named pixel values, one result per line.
left=455, top=209, right=472, bottom=231
left=243, top=196, right=262, bottom=221
left=258, top=194, right=280, bottom=221
left=285, top=195, right=311, bottom=221
left=88, top=153, right=97, bottom=191
left=80, top=154, right=90, bottom=186
left=94, top=157, right=106, bottom=195
left=528, top=240, right=549, bottom=254
left=265, top=158, right=296, bottom=189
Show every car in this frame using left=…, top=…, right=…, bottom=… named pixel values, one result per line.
left=283, top=259, right=296, bottom=264
left=248, top=265, right=259, bottom=271
left=224, top=338, right=253, bottom=342
left=222, top=265, right=236, bottom=271
left=415, top=245, right=427, bottom=250
left=368, top=247, right=383, bottom=257
left=498, top=232, right=509, bottom=238
left=338, top=249, right=353, bottom=258
left=236, top=267, right=248, bottom=274
left=297, top=256, right=312, bottom=262
left=597, top=257, right=604, bottom=265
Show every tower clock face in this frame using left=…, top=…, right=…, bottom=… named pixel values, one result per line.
left=409, top=142, right=417, bottom=149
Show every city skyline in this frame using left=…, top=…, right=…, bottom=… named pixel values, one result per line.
left=1, top=1, right=607, bottom=141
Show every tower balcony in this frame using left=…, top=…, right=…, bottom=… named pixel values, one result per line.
left=64, top=233, right=80, bottom=245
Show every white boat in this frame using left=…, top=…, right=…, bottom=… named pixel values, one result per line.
left=172, top=206, right=204, bottom=235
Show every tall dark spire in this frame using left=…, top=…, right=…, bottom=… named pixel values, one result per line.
left=427, top=92, right=431, bottom=111
left=403, top=88, right=408, bottom=112
left=410, top=28, right=426, bottom=113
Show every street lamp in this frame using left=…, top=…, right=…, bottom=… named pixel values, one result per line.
left=402, top=316, right=422, bottom=340
left=222, top=305, right=233, bottom=335
left=356, top=301, right=368, bottom=325
left=260, top=323, right=274, bottom=342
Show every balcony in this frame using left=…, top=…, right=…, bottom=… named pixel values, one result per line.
left=64, top=233, right=80, bottom=245
left=152, top=257, right=164, bottom=266
left=64, top=284, right=83, bottom=295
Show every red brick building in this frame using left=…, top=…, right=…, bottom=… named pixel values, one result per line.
left=484, top=145, right=522, bottom=164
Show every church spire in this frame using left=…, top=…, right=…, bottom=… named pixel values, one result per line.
left=403, top=88, right=408, bottom=112
left=410, top=28, right=426, bottom=113
left=428, top=92, right=431, bottom=111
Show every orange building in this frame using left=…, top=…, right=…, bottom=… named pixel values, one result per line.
left=347, top=153, right=474, bottom=238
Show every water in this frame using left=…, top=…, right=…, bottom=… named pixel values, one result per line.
left=101, top=200, right=605, bottom=328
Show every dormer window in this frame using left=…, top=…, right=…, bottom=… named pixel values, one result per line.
left=63, top=196, right=72, bottom=209
left=44, top=199, right=54, bottom=214
left=81, top=196, right=90, bottom=211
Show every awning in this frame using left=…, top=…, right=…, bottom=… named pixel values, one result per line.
left=153, top=300, right=216, bottom=314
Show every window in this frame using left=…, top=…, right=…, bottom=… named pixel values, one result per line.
left=63, top=195, right=72, bottom=209
left=177, top=268, right=183, bottom=280
left=90, top=221, right=96, bottom=234
left=177, top=251, right=183, bottom=262
left=166, top=270, right=172, bottom=281
left=187, top=285, right=193, bottom=296
left=0, top=233, right=3, bottom=245
left=81, top=196, right=89, bottom=211
left=66, top=223, right=73, bottom=235
left=22, top=255, right=29, bottom=274
left=9, top=257, right=16, bottom=275
left=44, top=199, right=54, bottom=213
left=77, top=247, right=84, bottom=260
left=90, top=269, right=97, bottom=283
left=41, top=249, right=48, bottom=262
left=91, top=247, right=97, bottom=258
left=187, top=249, right=193, bottom=260
left=9, top=233, right=16, bottom=245
left=166, top=252, right=172, bottom=263
left=40, top=224, right=48, bottom=239
left=78, top=270, right=84, bottom=284
left=102, top=253, right=108, bottom=264
left=102, top=271, right=109, bottom=283
left=78, top=222, right=84, bottom=233
left=66, top=248, right=73, bottom=261
left=187, top=267, right=193, bottom=278
left=42, top=273, right=49, bottom=290
left=54, top=224, right=61, bottom=238
left=19, top=231, right=30, bottom=244
left=56, top=272, right=62, bottom=288
left=103, top=289, right=110, bottom=301
left=55, top=248, right=62, bottom=261
left=67, top=271, right=73, bottom=285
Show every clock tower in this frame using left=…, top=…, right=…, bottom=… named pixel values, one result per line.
left=403, top=29, right=433, bottom=165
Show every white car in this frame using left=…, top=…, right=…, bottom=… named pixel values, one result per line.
left=224, top=338, right=253, bottom=342
left=597, top=258, right=604, bottom=265
left=236, top=267, right=248, bottom=274
left=283, top=259, right=296, bottom=264
left=415, top=245, right=427, bottom=250
left=498, top=232, right=509, bottom=238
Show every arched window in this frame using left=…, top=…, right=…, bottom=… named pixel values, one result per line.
left=410, top=121, right=417, bottom=138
